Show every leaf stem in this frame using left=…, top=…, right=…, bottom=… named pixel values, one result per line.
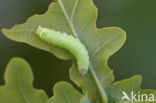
left=58, top=0, right=108, bottom=102
left=89, top=64, right=108, bottom=103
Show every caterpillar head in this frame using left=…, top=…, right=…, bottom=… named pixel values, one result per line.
left=36, top=26, right=51, bottom=38
left=79, top=65, right=89, bottom=75
left=36, top=26, right=43, bottom=37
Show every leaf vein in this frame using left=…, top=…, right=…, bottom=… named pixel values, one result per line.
left=91, top=33, right=121, bottom=60
left=71, top=0, right=79, bottom=21
left=16, top=72, right=30, bottom=103
left=58, top=0, right=108, bottom=102
left=58, top=0, right=79, bottom=39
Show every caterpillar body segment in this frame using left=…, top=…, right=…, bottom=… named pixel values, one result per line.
left=36, top=26, right=89, bottom=75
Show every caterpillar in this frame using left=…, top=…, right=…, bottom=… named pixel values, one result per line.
left=36, top=26, right=89, bottom=75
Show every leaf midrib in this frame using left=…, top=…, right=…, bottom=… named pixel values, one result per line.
left=58, top=0, right=79, bottom=39
left=58, top=0, right=108, bottom=103
left=16, top=71, right=30, bottom=103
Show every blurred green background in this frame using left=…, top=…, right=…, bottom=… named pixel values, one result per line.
left=0, top=0, right=156, bottom=96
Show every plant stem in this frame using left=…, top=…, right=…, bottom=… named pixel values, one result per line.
left=58, top=0, right=108, bottom=102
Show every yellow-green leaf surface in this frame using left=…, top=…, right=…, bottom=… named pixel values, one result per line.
left=117, top=89, right=156, bottom=103
left=49, top=81, right=90, bottom=103
left=107, top=75, right=142, bottom=102
left=2, top=0, right=126, bottom=102
left=138, top=89, right=156, bottom=102
left=0, top=58, right=48, bottom=103
left=109, top=76, right=156, bottom=103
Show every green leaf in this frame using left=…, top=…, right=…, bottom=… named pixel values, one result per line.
left=117, top=89, right=156, bottom=103
left=139, top=89, right=156, bottom=102
left=106, top=75, right=142, bottom=102
left=0, top=58, right=48, bottom=103
left=70, top=27, right=126, bottom=102
left=49, top=81, right=90, bottom=103
left=2, top=0, right=126, bottom=102
left=108, top=76, right=156, bottom=103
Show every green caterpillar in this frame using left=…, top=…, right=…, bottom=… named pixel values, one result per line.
left=36, top=26, right=89, bottom=75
